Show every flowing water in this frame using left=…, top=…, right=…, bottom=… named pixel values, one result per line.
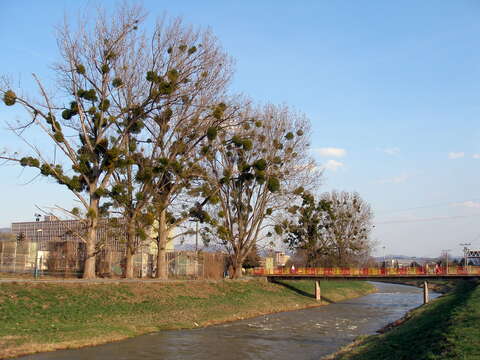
left=19, top=282, right=439, bottom=360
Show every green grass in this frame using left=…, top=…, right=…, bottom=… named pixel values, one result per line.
left=332, top=280, right=480, bottom=360
left=0, top=279, right=374, bottom=358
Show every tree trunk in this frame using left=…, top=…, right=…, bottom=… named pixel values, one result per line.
left=156, top=207, right=168, bottom=279
left=124, top=220, right=136, bottom=279
left=83, top=197, right=99, bottom=279
left=230, top=255, right=244, bottom=279
left=125, top=250, right=134, bottom=278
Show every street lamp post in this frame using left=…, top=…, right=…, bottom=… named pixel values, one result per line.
left=34, top=229, right=43, bottom=279
left=33, top=213, right=42, bottom=278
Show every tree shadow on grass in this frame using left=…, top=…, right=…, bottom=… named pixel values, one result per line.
left=271, top=280, right=335, bottom=303
left=271, top=279, right=315, bottom=299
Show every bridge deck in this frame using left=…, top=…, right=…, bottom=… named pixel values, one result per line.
left=251, top=266, right=480, bottom=281
left=264, top=274, right=479, bottom=281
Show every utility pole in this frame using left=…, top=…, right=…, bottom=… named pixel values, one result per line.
left=382, top=245, right=386, bottom=267
left=459, top=243, right=471, bottom=269
left=441, top=249, right=451, bottom=274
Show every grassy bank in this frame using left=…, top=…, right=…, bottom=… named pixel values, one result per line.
left=374, top=279, right=458, bottom=294
left=0, top=279, right=374, bottom=358
left=327, top=280, right=480, bottom=360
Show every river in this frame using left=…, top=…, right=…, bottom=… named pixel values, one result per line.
left=19, top=282, right=439, bottom=360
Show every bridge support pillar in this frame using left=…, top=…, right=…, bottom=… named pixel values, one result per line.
left=315, top=281, right=321, bottom=301
left=423, top=281, right=429, bottom=304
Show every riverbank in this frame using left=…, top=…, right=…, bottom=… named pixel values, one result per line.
left=0, top=278, right=374, bottom=359
left=325, top=280, right=480, bottom=360
left=374, top=278, right=457, bottom=294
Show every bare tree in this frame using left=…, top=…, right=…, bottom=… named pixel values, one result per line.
left=195, top=103, right=318, bottom=278
left=139, top=20, right=234, bottom=279
left=319, top=191, right=373, bottom=266
left=283, top=190, right=374, bottom=267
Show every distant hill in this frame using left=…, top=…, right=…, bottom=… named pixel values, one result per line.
left=0, top=228, right=10, bottom=233
left=174, top=243, right=225, bottom=253
left=373, top=254, right=461, bottom=265
left=374, top=254, right=437, bottom=261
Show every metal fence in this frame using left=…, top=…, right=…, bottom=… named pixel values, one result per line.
left=0, top=239, right=226, bottom=279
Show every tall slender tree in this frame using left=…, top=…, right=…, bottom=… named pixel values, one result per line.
left=196, top=104, right=318, bottom=278
left=140, top=21, right=234, bottom=279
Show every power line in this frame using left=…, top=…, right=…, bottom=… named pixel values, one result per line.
left=376, top=198, right=480, bottom=215
left=375, top=213, right=480, bottom=225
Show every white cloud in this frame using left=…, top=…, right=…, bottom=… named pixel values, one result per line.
left=473, top=154, right=480, bottom=159
left=453, top=201, right=480, bottom=209
left=295, top=163, right=320, bottom=173
left=322, top=160, right=344, bottom=172
left=448, top=152, right=465, bottom=159
left=377, top=173, right=409, bottom=184
left=380, top=147, right=400, bottom=155
left=313, top=147, right=347, bottom=158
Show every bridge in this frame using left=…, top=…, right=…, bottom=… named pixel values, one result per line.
left=251, top=266, right=480, bottom=304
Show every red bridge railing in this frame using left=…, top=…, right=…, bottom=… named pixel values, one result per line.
left=250, top=266, right=480, bottom=277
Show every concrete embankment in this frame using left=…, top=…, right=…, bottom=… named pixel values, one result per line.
left=324, top=280, right=480, bottom=360
left=0, top=278, right=375, bottom=359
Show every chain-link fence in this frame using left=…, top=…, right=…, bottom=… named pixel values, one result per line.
left=0, top=238, right=226, bottom=279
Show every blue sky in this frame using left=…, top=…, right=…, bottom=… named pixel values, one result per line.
left=1, top=1, right=479, bottom=257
